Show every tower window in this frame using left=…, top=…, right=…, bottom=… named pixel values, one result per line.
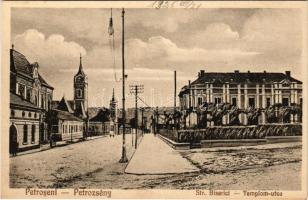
left=76, top=89, right=83, bottom=98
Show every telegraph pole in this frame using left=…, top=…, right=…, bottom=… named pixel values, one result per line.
left=188, top=80, right=191, bottom=128
left=174, top=71, right=177, bottom=112
left=155, top=106, right=159, bottom=135
left=130, top=84, right=144, bottom=149
left=141, top=108, right=144, bottom=135
left=174, top=70, right=177, bottom=128
left=119, top=8, right=128, bottom=163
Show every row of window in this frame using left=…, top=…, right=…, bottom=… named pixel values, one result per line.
left=16, top=83, right=51, bottom=110
left=194, top=97, right=302, bottom=108
left=23, top=124, right=36, bottom=144
left=62, top=124, right=83, bottom=134
left=11, top=110, right=39, bottom=119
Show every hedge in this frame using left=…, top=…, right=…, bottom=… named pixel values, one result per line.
left=159, top=124, right=302, bottom=143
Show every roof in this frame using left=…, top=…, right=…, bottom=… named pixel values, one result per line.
left=90, top=108, right=111, bottom=122
left=10, top=92, right=41, bottom=111
left=52, top=109, right=83, bottom=122
left=38, top=74, right=53, bottom=89
left=88, top=107, right=105, bottom=119
left=57, top=96, right=74, bottom=113
left=10, top=48, right=53, bottom=89
left=190, top=71, right=302, bottom=85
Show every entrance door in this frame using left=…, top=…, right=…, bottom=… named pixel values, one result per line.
left=9, top=125, right=18, bottom=154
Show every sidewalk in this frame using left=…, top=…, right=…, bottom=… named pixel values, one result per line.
left=125, top=134, right=199, bottom=175
left=12, top=135, right=107, bottom=157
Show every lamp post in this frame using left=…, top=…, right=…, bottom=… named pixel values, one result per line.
left=119, top=8, right=128, bottom=163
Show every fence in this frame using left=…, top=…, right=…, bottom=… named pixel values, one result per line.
left=159, top=124, right=302, bottom=143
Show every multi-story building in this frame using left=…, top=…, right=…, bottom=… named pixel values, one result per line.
left=10, top=46, right=54, bottom=152
left=179, top=70, right=302, bottom=126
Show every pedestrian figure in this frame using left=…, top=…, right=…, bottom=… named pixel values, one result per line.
left=12, top=141, right=18, bottom=156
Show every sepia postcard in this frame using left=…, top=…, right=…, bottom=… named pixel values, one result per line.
left=1, top=1, right=307, bottom=199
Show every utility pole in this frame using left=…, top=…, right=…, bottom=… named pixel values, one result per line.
left=130, top=84, right=144, bottom=149
left=188, top=80, right=191, bottom=128
left=174, top=71, right=177, bottom=112
left=141, top=108, right=144, bottom=135
left=155, top=106, right=159, bottom=135
left=174, top=70, right=177, bottom=128
left=119, top=8, right=128, bottom=163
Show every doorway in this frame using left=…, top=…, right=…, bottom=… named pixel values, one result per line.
left=9, top=124, right=18, bottom=154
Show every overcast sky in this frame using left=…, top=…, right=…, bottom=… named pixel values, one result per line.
left=11, top=8, right=304, bottom=108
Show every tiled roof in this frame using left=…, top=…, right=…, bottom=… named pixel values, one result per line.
left=10, top=49, right=32, bottom=76
left=90, top=108, right=111, bottom=122
left=10, top=48, right=53, bottom=89
left=57, top=96, right=74, bottom=113
left=88, top=107, right=106, bottom=119
left=52, top=109, right=83, bottom=122
left=191, top=72, right=302, bottom=85
left=38, top=74, right=53, bottom=89
left=10, top=92, right=41, bottom=110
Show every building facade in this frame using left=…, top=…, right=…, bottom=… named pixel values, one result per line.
left=48, top=96, right=84, bottom=142
left=88, top=90, right=119, bottom=136
left=179, top=70, right=302, bottom=126
left=10, top=93, right=42, bottom=152
left=10, top=47, right=54, bottom=152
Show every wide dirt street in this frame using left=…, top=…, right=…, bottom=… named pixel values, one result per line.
left=10, top=134, right=302, bottom=190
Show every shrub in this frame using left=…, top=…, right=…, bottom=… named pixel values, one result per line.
left=160, top=124, right=302, bottom=143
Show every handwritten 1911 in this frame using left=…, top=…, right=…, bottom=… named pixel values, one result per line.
left=150, top=1, right=202, bottom=9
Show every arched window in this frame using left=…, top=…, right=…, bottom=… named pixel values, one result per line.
left=22, top=111, right=25, bottom=117
left=23, top=124, right=28, bottom=144
left=31, top=124, right=35, bottom=143
left=28, top=112, right=32, bottom=118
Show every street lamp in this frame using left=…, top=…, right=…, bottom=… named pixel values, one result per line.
left=119, top=8, right=128, bottom=163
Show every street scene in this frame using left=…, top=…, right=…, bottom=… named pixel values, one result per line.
left=8, top=6, right=304, bottom=191
left=10, top=135, right=301, bottom=189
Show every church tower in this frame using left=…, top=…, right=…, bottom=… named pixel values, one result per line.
left=74, top=54, right=88, bottom=118
left=109, top=88, right=118, bottom=122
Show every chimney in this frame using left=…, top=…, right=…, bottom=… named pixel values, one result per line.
left=264, top=70, right=266, bottom=74
left=285, top=71, right=291, bottom=78
left=234, top=70, right=239, bottom=73
left=200, top=70, right=205, bottom=77
left=248, top=70, right=250, bottom=73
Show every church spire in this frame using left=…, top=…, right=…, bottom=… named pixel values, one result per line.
left=112, top=88, right=115, bottom=101
left=79, top=53, right=83, bottom=72
left=76, top=53, right=85, bottom=76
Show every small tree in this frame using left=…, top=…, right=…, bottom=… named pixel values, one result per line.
left=228, top=105, right=241, bottom=125
left=246, top=107, right=261, bottom=125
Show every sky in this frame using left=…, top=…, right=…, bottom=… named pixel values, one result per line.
left=11, top=8, right=304, bottom=108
